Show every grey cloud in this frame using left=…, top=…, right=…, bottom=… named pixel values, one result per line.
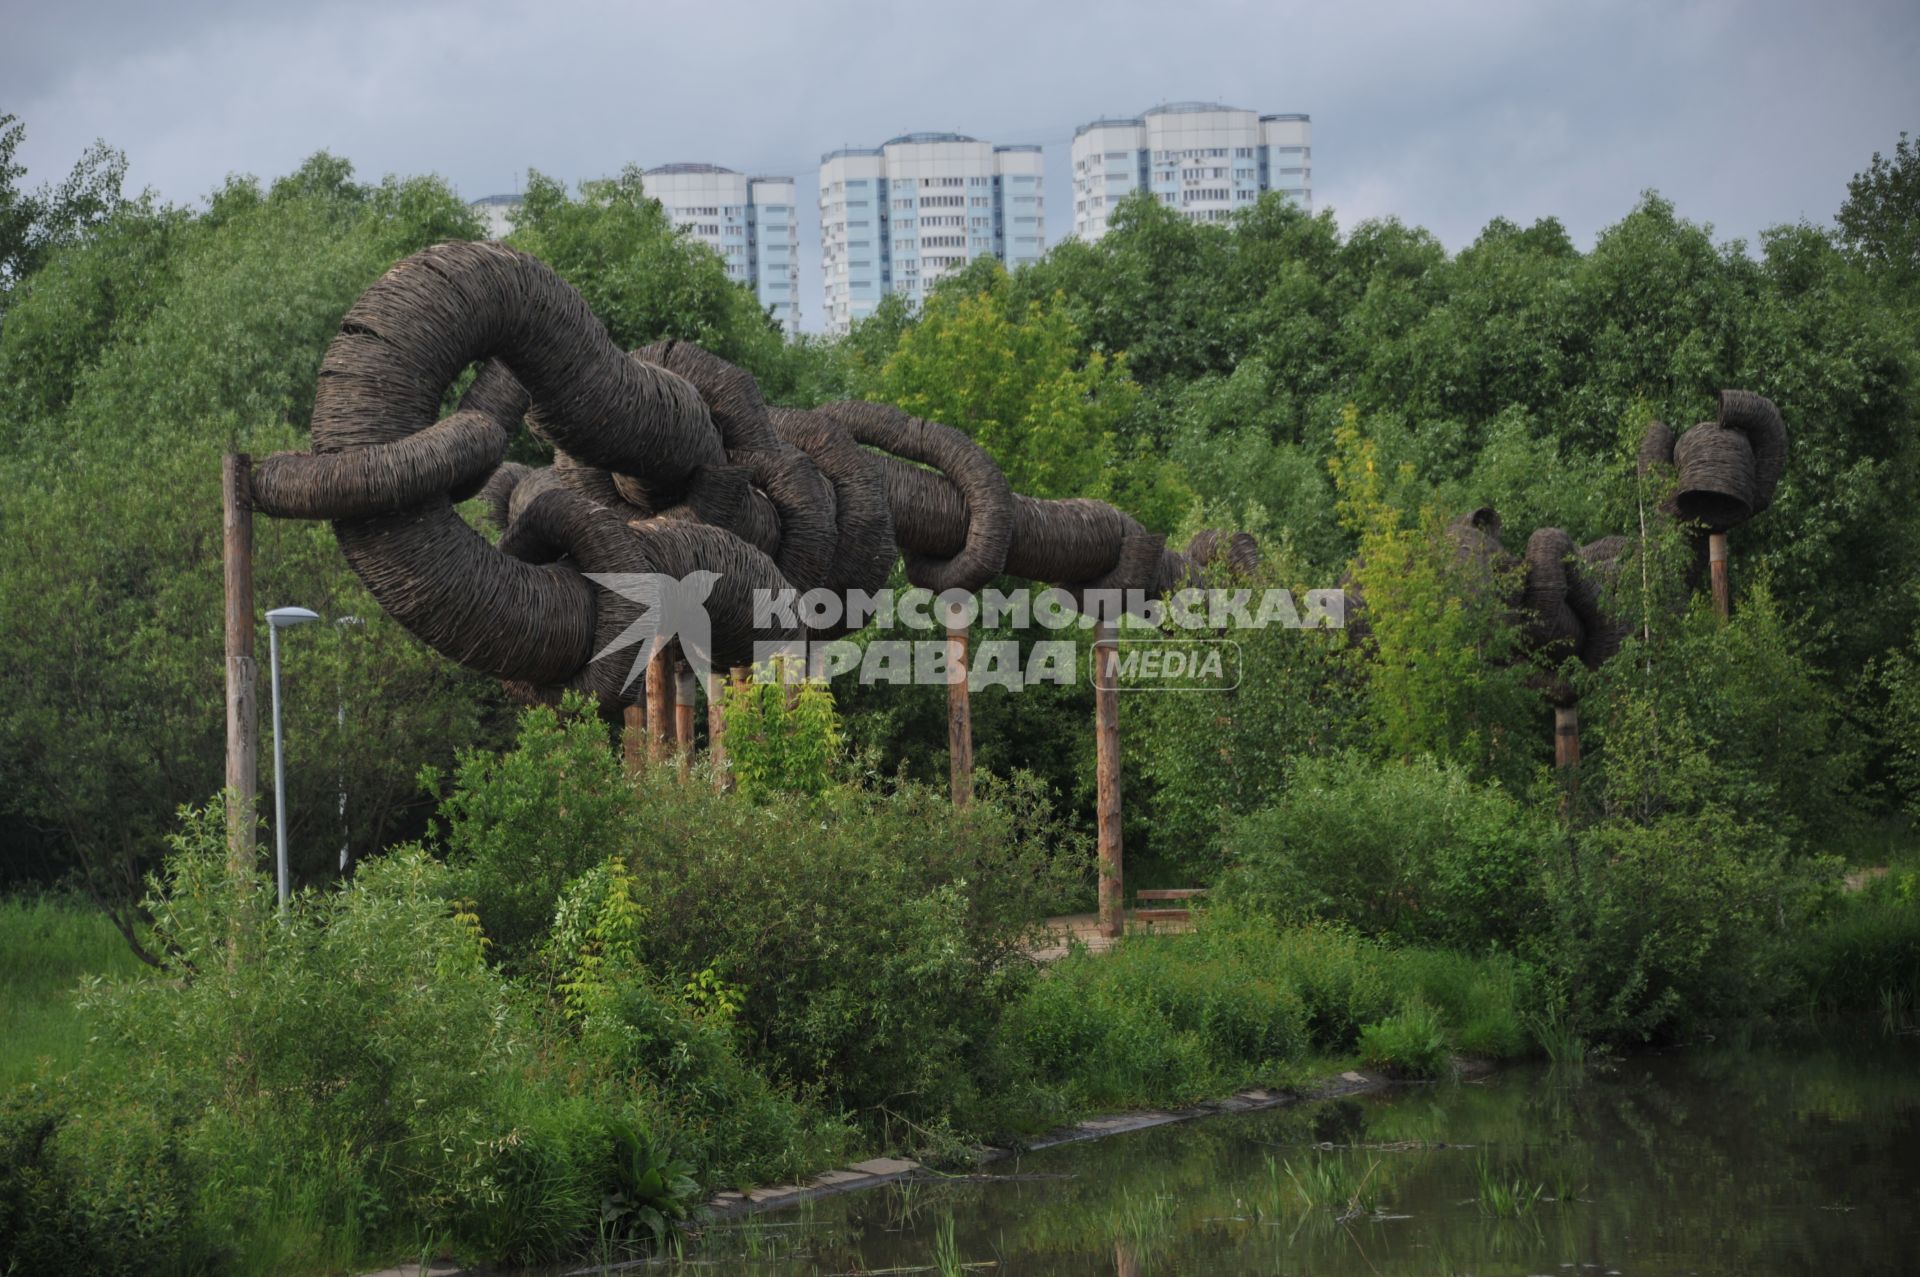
left=8, top=0, right=1917, bottom=331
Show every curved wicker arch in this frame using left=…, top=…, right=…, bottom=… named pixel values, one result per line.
left=254, top=241, right=1250, bottom=704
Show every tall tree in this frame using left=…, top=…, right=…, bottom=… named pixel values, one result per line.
left=0, top=113, right=128, bottom=321
left=1837, top=130, right=1919, bottom=297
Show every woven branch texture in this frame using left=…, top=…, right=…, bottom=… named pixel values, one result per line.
left=254, top=242, right=1252, bottom=703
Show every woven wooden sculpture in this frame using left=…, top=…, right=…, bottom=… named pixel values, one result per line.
left=251, top=241, right=1248, bottom=704
left=1343, top=402, right=1788, bottom=709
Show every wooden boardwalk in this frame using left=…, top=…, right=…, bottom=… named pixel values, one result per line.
left=1028, top=909, right=1196, bottom=962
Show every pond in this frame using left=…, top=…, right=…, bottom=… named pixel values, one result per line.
left=670, top=1038, right=1920, bottom=1275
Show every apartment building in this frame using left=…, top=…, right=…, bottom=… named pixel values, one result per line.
left=819, top=132, right=1045, bottom=335
left=643, top=163, right=802, bottom=334
left=1070, top=103, right=1311, bottom=241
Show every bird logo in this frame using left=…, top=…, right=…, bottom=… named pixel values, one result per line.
left=583, top=571, right=723, bottom=690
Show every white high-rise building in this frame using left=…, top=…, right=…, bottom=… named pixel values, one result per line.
left=1071, top=104, right=1312, bottom=241
left=469, top=194, right=521, bottom=240
left=819, top=132, right=1045, bottom=336
left=642, top=164, right=801, bottom=334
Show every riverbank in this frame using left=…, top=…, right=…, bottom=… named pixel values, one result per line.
left=699, top=1056, right=1495, bottom=1221
left=353, top=1057, right=1495, bottom=1277
left=668, top=1040, right=1920, bottom=1275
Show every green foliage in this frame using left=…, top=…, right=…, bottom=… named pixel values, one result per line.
left=1473, top=1157, right=1547, bottom=1217
left=1837, top=130, right=1919, bottom=297
left=1382, top=946, right=1529, bottom=1059
left=722, top=673, right=844, bottom=800
left=1130, top=549, right=1362, bottom=880
left=1220, top=751, right=1552, bottom=949
left=0, top=1090, right=196, bottom=1276
left=1274, top=1152, right=1382, bottom=1219
left=874, top=264, right=1142, bottom=502
left=1539, top=802, right=1811, bottom=1043
left=1357, top=1000, right=1450, bottom=1078
left=1331, top=408, right=1537, bottom=781
left=35, top=805, right=649, bottom=1268
left=1789, top=870, right=1920, bottom=1013
left=433, top=695, right=636, bottom=969
left=0, top=114, right=128, bottom=320
left=0, top=155, right=499, bottom=922
left=601, top=1119, right=697, bottom=1248
left=542, top=857, right=844, bottom=1186
left=615, top=760, right=1082, bottom=1130
left=999, top=915, right=1524, bottom=1114
left=1876, top=601, right=1920, bottom=817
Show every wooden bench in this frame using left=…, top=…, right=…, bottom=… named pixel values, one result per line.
left=1131, top=887, right=1206, bottom=926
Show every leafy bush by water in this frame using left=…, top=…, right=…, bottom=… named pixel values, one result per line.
left=1220, top=751, right=1553, bottom=949
left=998, top=914, right=1527, bottom=1113
left=611, top=761, right=1084, bottom=1132
left=1358, top=999, right=1450, bottom=1077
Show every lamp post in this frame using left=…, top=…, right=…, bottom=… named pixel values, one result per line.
left=267, top=606, right=319, bottom=916
left=334, top=615, right=363, bottom=874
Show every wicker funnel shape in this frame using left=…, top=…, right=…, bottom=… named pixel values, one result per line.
left=1673, top=421, right=1756, bottom=531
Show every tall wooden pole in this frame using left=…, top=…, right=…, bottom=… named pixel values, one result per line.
left=646, top=647, right=674, bottom=764
left=706, top=669, right=731, bottom=792
left=621, top=702, right=647, bottom=775
left=674, top=658, right=696, bottom=781
left=1094, top=621, right=1124, bottom=939
left=1554, top=703, right=1581, bottom=819
left=1554, top=704, right=1580, bottom=770
left=1708, top=531, right=1730, bottom=619
left=223, top=454, right=258, bottom=874
left=945, top=600, right=973, bottom=808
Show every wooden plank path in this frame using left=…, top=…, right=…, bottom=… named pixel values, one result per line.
left=1027, top=907, right=1196, bottom=962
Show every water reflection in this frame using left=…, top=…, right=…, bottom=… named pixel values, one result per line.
left=665, top=1038, right=1920, bottom=1275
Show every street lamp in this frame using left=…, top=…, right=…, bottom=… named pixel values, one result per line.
left=334, top=615, right=363, bottom=874
left=266, top=606, right=319, bottom=916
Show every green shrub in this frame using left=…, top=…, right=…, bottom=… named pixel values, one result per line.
left=1358, top=1000, right=1450, bottom=1078
left=0, top=1091, right=197, bottom=1276
left=1220, top=751, right=1552, bottom=948
left=1539, top=805, right=1812, bottom=1043
left=613, top=764, right=1083, bottom=1130
left=1791, top=873, right=1920, bottom=1012
left=1383, top=947, right=1530, bottom=1059
left=59, top=806, right=660, bottom=1268
left=1878, top=605, right=1920, bottom=818
left=432, top=694, right=638, bottom=969
left=722, top=674, right=843, bottom=801
left=544, top=861, right=850, bottom=1186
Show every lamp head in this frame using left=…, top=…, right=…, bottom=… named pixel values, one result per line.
left=267, top=607, right=321, bottom=629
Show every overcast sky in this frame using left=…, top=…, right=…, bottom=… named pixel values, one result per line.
left=7, top=0, right=1917, bottom=332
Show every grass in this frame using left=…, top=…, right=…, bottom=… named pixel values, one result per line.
left=998, top=914, right=1532, bottom=1117
left=1473, top=1157, right=1546, bottom=1217
left=1273, top=1153, right=1382, bottom=1220
left=0, top=894, right=142, bottom=1089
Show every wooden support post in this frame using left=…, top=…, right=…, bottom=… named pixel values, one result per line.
left=674, top=659, right=696, bottom=780
left=1554, top=703, right=1580, bottom=770
left=706, top=669, right=731, bottom=792
left=945, top=600, right=973, bottom=808
left=223, top=454, right=258, bottom=874
left=1708, top=531, right=1730, bottom=619
left=1554, top=703, right=1581, bottom=820
left=646, top=647, right=674, bottom=764
left=1094, top=620, right=1124, bottom=939
left=621, top=701, right=647, bottom=775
